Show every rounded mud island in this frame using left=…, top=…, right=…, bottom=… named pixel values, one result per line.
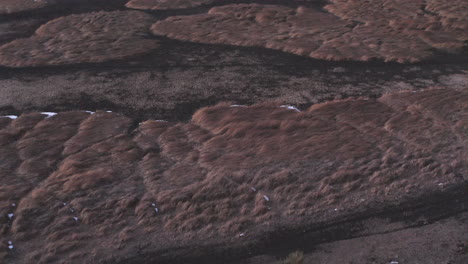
left=0, top=0, right=467, bottom=264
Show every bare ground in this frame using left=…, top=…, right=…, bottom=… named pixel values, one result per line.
left=0, top=1, right=467, bottom=263
left=1, top=88, right=467, bottom=263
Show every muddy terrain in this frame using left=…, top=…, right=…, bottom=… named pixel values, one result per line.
left=0, top=0, right=466, bottom=263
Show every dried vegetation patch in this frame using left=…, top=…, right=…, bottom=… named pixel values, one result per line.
left=151, top=0, right=468, bottom=62
left=0, top=11, right=158, bottom=67
left=0, top=88, right=466, bottom=263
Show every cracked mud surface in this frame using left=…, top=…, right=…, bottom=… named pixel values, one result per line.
left=0, top=0, right=467, bottom=263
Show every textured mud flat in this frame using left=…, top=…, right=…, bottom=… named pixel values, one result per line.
left=0, top=0, right=467, bottom=67
left=1, top=88, right=466, bottom=263
left=151, top=1, right=467, bottom=62
left=0, top=11, right=157, bottom=67
left=0, top=0, right=467, bottom=263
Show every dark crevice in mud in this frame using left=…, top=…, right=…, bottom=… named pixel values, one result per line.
left=0, top=0, right=326, bottom=25
left=0, top=36, right=466, bottom=77
left=0, top=18, right=51, bottom=46
left=266, top=184, right=468, bottom=259
left=419, top=0, right=439, bottom=17
left=134, top=0, right=329, bottom=20
left=0, top=30, right=465, bottom=124
left=0, top=67, right=459, bottom=122
left=0, top=55, right=465, bottom=123
left=0, top=95, right=235, bottom=123
left=0, top=83, right=403, bottom=130
left=136, top=36, right=468, bottom=69
left=0, top=105, right=20, bottom=116
left=169, top=96, right=222, bottom=121
left=119, top=183, right=468, bottom=264
left=28, top=92, right=123, bottom=116
left=254, top=185, right=468, bottom=261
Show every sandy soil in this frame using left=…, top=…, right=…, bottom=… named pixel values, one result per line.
left=0, top=1, right=466, bottom=263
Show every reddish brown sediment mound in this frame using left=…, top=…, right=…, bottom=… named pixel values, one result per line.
left=151, top=1, right=467, bottom=62
left=426, top=0, right=468, bottom=30
left=0, top=0, right=48, bottom=14
left=0, top=11, right=158, bottom=67
left=324, top=0, right=468, bottom=54
left=0, top=88, right=467, bottom=263
left=326, top=0, right=468, bottom=31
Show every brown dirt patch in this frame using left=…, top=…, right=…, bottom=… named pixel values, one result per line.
left=0, top=11, right=158, bottom=67
left=1, top=88, right=466, bottom=263
left=151, top=2, right=467, bottom=62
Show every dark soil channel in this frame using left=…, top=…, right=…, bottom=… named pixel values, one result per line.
left=0, top=37, right=465, bottom=122
left=0, top=0, right=129, bottom=23
left=134, top=0, right=329, bottom=20
left=0, top=0, right=327, bottom=25
left=0, top=8, right=466, bottom=123
left=27, top=95, right=226, bottom=123
left=118, top=183, right=468, bottom=264
left=1, top=35, right=465, bottom=75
